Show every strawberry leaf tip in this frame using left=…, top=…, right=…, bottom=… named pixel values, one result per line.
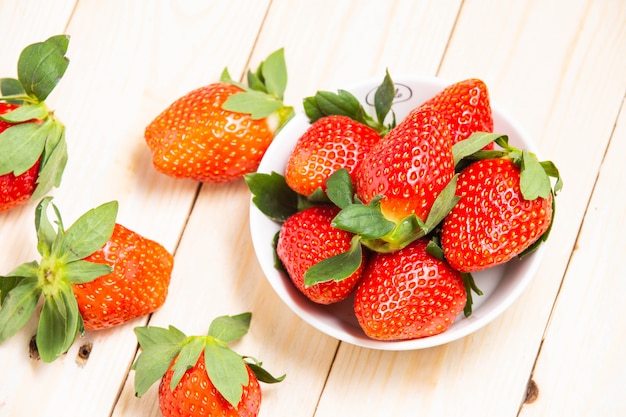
left=133, top=313, right=284, bottom=409
left=303, top=69, right=396, bottom=136
left=0, top=198, right=117, bottom=362
left=17, top=35, right=70, bottom=103
left=221, top=48, right=294, bottom=128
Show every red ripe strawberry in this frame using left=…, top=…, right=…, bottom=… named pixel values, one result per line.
left=276, top=205, right=365, bottom=304
left=353, top=238, right=466, bottom=340
left=284, top=115, right=381, bottom=196
left=421, top=78, right=494, bottom=148
left=0, top=103, right=42, bottom=211
left=0, top=36, right=70, bottom=212
left=354, top=106, right=455, bottom=223
left=159, top=351, right=260, bottom=417
left=0, top=198, right=173, bottom=362
left=145, top=49, right=294, bottom=183
left=72, top=223, right=174, bottom=330
left=441, top=158, right=554, bottom=272
left=133, top=313, right=284, bottom=417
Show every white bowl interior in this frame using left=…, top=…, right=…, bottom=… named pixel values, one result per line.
left=249, top=75, right=545, bottom=350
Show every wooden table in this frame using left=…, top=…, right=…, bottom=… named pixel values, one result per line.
left=1, top=1, right=625, bottom=416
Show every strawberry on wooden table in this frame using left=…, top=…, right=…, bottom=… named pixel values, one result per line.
left=145, top=48, right=294, bottom=183
left=133, top=313, right=284, bottom=417
left=0, top=197, right=173, bottom=362
left=0, top=35, right=70, bottom=212
left=353, top=238, right=467, bottom=341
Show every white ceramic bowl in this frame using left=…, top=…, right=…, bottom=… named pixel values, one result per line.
left=249, top=75, right=545, bottom=350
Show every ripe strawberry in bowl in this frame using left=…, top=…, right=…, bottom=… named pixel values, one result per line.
left=248, top=74, right=561, bottom=350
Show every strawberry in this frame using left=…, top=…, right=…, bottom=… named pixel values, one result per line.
left=441, top=156, right=556, bottom=272
left=133, top=313, right=284, bottom=417
left=284, top=115, right=381, bottom=196
left=353, top=238, right=466, bottom=340
left=276, top=205, right=365, bottom=304
left=0, top=35, right=70, bottom=212
left=72, top=222, right=174, bottom=330
left=145, top=49, right=294, bottom=183
left=354, top=105, right=455, bottom=223
left=0, top=197, right=173, bottom=362
left=421, top=78, right=494, bottom=148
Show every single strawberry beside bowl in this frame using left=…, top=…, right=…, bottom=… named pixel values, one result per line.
left=133, top=313, right=284, bottom=417
left=145, top=48, right=294, bottom=184
left=0, top=197, right=173, bottom=362
left=0, top=35, right=70, bottom=212
left=248, top=74, right=560, bottom=350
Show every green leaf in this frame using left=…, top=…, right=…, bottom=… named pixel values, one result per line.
left=61, top=201, right=118, bottom=261
left=332, top=204, right=396, bottom=239
left=304, top=235, right=363, bottom=286
left=0, top=121, right=50, bottom=176
left=245, top=357, right=286, bottom=384
left=373, top=69, right=395, bottom=126
left=0, top=277, right=40, bottom=342
left=0, top=102, right=49, bottom=122
left=35, top=197, right=58, bottom=256
left=37, top=286, right=79, bottom=362
left=540, top=160, right=563, bottom=194
left=1, top=262, right=39, bottom=304
left=245, top=172, right=300, bottom=222
left=520, top=150, right=552, bottom=200
left=258, top=48, right=287, bottom=100
left=423, top=175, right=459, bottom=231
left=1, top=77, right=26, bottom=99
left=204, top=340, right=249, bottom=408
left=314, top=89, right=362, bottom=120
left=135, top=325, right=187, bottom=350
left=31, top=124, right=67, bottom=201
left=18, top=34, right=70, bottom=102
left=461, top=272, right=483, bottom=318
left=325, top=168, right=354, bottom=209
left=452, top=132, right=506, bottom=166
left=170, top=338, right=205, bottom=390
left=222, top=90, right=283, bottom=120
left=133, top=325, right=187, bottom=397
left=63, top=260, right=112, bottom=284
left=208, top=312, right=251, bottom=343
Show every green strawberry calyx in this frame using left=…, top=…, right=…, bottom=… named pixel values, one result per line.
left=132, top=313, right=285, bottom=409
left=303, top=69, right=397, bottom=136
left=0, top=35, right=70, bottom=200
left=0, top=197, right=117, bottom=362
left=220, top=48, right=295, bottom=134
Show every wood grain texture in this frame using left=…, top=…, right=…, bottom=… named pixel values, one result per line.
left=1, top=0, right=624, bottom=416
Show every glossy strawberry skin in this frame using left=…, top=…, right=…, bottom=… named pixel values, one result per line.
left=0, top=102, right=41, bottom=213
left=354, top=106, right=455, bottom=223
left=354, top=238, right=466, bottom=341
left=285, top=115, right=381, bottom=196
left=159, top=351, right=261, bottom=417
left=422, top=78, right=494, bottom=148
left=72, top=223, right=174, bottom=330
left=145, top=83, right=274, bottom=183
left=440, top=158, right=553, bottom=272
left=276, top=206, right=364, bottom=304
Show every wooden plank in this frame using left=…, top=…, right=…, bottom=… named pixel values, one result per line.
left=315, top=0, right=626, bottom=416
left=114, top=0, right=464, bottom=416
left=0, top=1, right=272, bottom=416
left=518, top=101, right=626, bottom=416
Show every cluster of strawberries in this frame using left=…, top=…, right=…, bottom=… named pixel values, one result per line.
left=1, top=36, right=560, bottom=417
left=248, top=73, right=561, bottom=342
